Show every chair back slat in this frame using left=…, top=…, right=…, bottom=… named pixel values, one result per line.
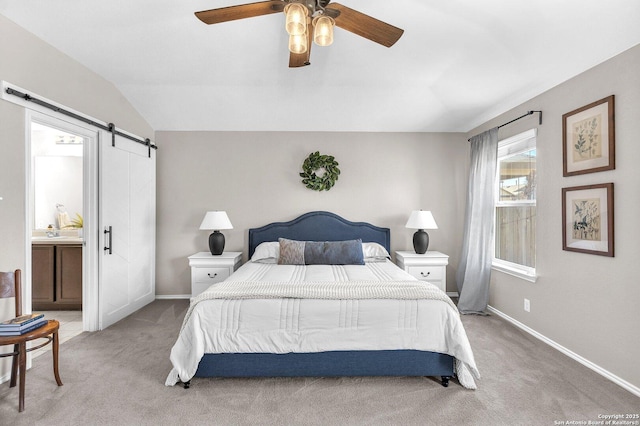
left=0, top=270, right=21, bottom=317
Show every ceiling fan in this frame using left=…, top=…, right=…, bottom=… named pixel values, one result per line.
left=195, top=0, right=404, bottom=67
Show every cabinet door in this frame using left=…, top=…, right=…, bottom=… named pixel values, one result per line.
left=32, top=245, right=55, bottom=304
left=56, top=245, right=83, bottom=306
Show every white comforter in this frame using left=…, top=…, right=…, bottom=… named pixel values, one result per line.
left=166, top=261, right=480, bottom=388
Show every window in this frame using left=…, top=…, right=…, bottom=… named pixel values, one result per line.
left=493, top=129, right=536, bottom=281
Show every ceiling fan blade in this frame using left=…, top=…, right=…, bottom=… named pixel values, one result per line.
left=328, top=3, right=404, bottom=47
left=289, top=51, right=310, bottom=68
left=195, top=1, right=285, bottom=25
left=289, top=24, right=313, bottom=68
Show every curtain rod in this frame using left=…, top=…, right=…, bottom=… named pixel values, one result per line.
left=5, top=86, right=157, bottom=157
left=468, top=110, right=542, bottom=142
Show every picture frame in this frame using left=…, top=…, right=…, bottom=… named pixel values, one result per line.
left=562, top=95, right=615, bottom=176
left=562, top=183, right=614, bottom=257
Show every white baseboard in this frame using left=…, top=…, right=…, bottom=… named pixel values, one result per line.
left=155, top=294, right=191, bottom=300
left=447, top=291, right=459, bottom=297
left=487, top=305, right=640, bottom=398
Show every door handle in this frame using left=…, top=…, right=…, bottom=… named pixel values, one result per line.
left=104, top=226, right=112, bottom=254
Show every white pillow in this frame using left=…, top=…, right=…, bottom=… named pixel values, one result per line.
left=362, top=242, right=390, bottom=260
left=251, top=241, right=280, bottom=263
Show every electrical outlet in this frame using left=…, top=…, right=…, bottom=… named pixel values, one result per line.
left=524, top=298, right=531, bottom=312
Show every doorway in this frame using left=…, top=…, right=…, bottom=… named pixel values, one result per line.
left=24, top=106, right=156, bottom=333
left=26, top=111, right=100, bottom=333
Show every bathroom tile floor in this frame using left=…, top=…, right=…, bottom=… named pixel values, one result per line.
left=30, top=310, right=83, bottom=359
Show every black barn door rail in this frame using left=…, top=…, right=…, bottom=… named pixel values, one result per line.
left=5, top=86, right=157, bottom=157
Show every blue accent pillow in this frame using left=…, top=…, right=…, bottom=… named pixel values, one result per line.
left=278, top=238, right=365, bottom=265
left=305, top=239, right=364, bottom=265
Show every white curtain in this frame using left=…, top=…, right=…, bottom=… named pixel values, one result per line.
left=456, top=128, right=499, bottom=314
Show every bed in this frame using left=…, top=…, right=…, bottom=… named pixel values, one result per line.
left=166, top=211, right=479, bottom=389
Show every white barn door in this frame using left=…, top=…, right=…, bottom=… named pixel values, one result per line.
left=99, top=133, right=156, bottom=329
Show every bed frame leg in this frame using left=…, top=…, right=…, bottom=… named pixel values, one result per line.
left=183, top=380, right=190, bottom=389
left=441, top=376, right=450, bottom=387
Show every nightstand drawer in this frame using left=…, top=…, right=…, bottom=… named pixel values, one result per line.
left=189, top=252, right=242, bottom=298
left=395, top=251, right=448, bottom=293
left=407, top=266, right=443, bottom=281
left=194, top=267, right=230, bottom=283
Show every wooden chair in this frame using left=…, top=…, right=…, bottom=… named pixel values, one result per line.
left=0, top=269, right=62, bottom=412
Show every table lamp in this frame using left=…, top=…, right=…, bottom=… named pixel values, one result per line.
left=405, top=210, right=438, bottom=254
left=199, top=211, right=233, bottom=255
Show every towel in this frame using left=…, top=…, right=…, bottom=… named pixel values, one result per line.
left=58, top=212, right=72, bottom=229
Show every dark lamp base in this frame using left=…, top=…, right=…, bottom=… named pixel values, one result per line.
left=412, top=230, right=430, bottom=254
left=209, top=231, right=225, bottom=255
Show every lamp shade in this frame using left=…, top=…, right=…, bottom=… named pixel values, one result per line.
left=199, top=211, right=233, bottom=231
left=313, top=16, right=335, bottom=46
left=288, top=32, right=308, bottom=54
left=284, top=3, right=307, bottom=36
left=405, top=210, right=438, bottom=230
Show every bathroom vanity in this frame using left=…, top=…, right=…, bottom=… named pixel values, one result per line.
left=32, top=237, right=83, bottom=310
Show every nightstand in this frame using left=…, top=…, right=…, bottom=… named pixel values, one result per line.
left=188, top=252, right=242, bottom=297
left=395, top=251, right=449, bottom=293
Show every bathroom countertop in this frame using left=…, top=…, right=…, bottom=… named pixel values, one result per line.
left=32, top=237, right=84, bottom=245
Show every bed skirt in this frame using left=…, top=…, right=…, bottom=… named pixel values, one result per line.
left=194, top=350, right=454, bottom=385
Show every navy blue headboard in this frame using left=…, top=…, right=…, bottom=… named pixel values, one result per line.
left=248, top=211, right=390, bottom=257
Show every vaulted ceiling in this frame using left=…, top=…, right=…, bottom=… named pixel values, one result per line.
left=1, top=0, right=639, bottom=132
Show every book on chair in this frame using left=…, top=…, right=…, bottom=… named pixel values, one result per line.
left=0, top=319, right=47, bottom=336
left=0, top=313, right=45, bottom=330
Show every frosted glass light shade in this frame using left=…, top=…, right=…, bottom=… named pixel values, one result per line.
left=405, top=210, right=438, bottom=230
left=288, top=33, right=308, bottom=54
left=199, top=211, right=233, bottom=230
left=284, top=3, right=307, bottom=36
left=313, top=16, right=334, bottom=46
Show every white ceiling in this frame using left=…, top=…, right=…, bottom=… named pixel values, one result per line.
left=1, top=0, right=639, bottom=132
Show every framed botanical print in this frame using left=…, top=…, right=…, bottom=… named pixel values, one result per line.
left=562, top=95, right=615, bottom=176
left=562, top=183, right=614, bottom=257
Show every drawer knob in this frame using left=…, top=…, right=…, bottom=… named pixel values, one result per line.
left=207, top=273, right=218, bottom=278
left=420, top=271, right=431, bottom=277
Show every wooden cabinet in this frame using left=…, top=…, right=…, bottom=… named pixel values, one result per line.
left=32, top=244, right=82, bottom=310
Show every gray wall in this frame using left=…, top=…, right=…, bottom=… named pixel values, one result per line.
left=154, top=131, right=469, bottom=296
left=467, top=44, right=640, bottom=390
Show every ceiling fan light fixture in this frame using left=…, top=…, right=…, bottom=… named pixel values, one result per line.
left=312, top=15, right=335, bottom=47
left=288, top=32, right=308, bottom=54
left=284, top=3, right=308, bottom=36
left=194, top=1, right=405, bottom=68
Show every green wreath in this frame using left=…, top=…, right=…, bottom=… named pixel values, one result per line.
left=299, top=151, right=340, bottom=191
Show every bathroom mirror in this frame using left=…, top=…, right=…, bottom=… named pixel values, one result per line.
left=34, top=156, right=83, bottom=229
left=31, top=122, right=84, bottom=231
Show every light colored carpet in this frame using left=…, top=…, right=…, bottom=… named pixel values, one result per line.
left=1, top=300, right=638, bottom=425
